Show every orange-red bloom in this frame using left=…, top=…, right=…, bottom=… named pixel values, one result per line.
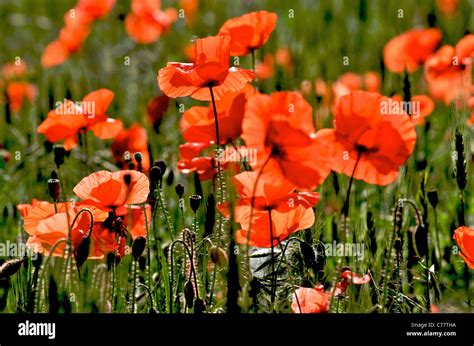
left=125, top=0, right=177, bottom=44
left=111, top=123, right=151, bottom=172
left=37, top=88, right=123, bottom=150
left=73, top=170, right=150, bottom=211
left=41, top=1, right=115, bottom=68
left=24, top=202, right=117, bottom=258
left=292, top=285, right=329, bottom=313
left=424, top=34, right=474, bottom=104
left=453, top=226, right=474, bottom=269
left=157, top=35, right=254, bottom=101
left=241, top=91, right=332, bottom=190
left=319, top=91, right=417, bottom=186
left=384, top=28, right=442, bottom=74
left=6, top=82, right=37, bottom=112
left=116, top=204, right=151, bottom=240
left=218, top=11, right=277, bottom=56
left=180, top=84, right=254, bottom=145
left=220, top=171, right=319, bottom=248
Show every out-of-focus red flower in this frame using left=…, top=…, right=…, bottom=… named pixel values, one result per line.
left=218, top=11, right=277, bottom=56
left=318, top=91, right=417, bottom=186
left=125, top=0, right=177, bottom=44
left=256, top=54, right=275, bottom=80
left=158, top=35, right=254, bottom=101
left=436, top=0, right=458, bottom=17
left=453, top=226, right=474, bottom=269
left=180, top=84, right=255, bottom=145
left=37, top=88, right=123, bottom=150
left=6, top=82, right=37, bottom=112
left=241, top=91, right=332, bottom=190
left=73, top=170, right=150, bottom=211
left=384, top=28, right=442, bottom=74
left=424, top=35, right=474, bottom=104
left=179, top=0, right=199, bottom=26
left=292, top=285, right=329, bottom=313
left=147, top=94, right=170, bottom=132
left=2, top=61, right=27, bottom=81
left=41, top=1, right=115, bottom=68
left=275, top=47, right=293, bottom=71
left=111, top=123, right=151, bottom=172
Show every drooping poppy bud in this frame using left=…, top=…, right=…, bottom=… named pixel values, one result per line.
left=154, top=160, right=166, bottom=175
left=184, top=280, right=195, bottom=308
left=210, top=246, right=228, bottom=266
left=427, top=190, right=438, bottom=209
left=75, top=237, right=91, bottom=269
left=0, top=258, right=27, bottom=278
left=53, top=145, right=66, bottom=168
left=189, top=195, right=202, bottom=213
left=132, top=237, right=146, bottom=260
left=149, top=166, right=162, bottom=190
left=134, top=152, right=143, bottom=172
left=175, top=184, right=184, bottom=199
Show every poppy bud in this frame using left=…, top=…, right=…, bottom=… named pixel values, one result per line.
left=75, top=237, right=91, bottom=269
left=413, top=225, right=428, bottom=258
left=184, top=280, right=194, bottom=308
left=123, top=173, right=132, bottom=186
left=0, top=258, right=27, bottom=278
left=154, top=160, right=166, bottom=175
left=175, top=184, right=184, bottom=199
left=149, top=166, right=162, bottom=190
left=50, top=170, right=58, bottom=180
left=454, top=129, right=467, bottom=191
left=48, top=178, right=60, bottom=202
left=53, top=145, right=66, bottom=167
left=210, top=246, right=228, bottom=267
left=134, top=152, right=143, bottom=172
left=132, top=237, right=146, bottom=260
left=166, top=169, right=174, bottom=186
left=128, top=162, right=135, bottom=170
left=190, top=195, right=202, bottom=213
left=194, top=298, right=205, bottom=314
left=427, top=190, right=438, bottom=209
left=106, top=253, right=116, bottom=271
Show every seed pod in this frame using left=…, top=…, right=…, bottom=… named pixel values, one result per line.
left=132, top=237, right=146, bottom=260
left=210, top=246, right=228, bottom=267
left=149, top=166, right=162, bottom=190
left=166, top=169, right=174, bottom=186
left=53, top=145, right=66, bottom=167
left=0, top=258, right=26, bottom=278
left=175, top=184, right=184, bottom=199
left=75, top=237, right=91, bottom=269
left=190, top=195, right=202, bottom=213
left=184, top=280, right=194, bottom=308
left=134, top=152, right=143, bottom=172
left=413, top=225, right=428, bottom=258
left=154, top=160, right=167, bottom=175
left=48, top=178, right=60, bottom=202
left=427, top=190, right=438, bottom=209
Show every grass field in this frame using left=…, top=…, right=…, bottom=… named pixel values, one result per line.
left=0, top=0, right=473, bottom=314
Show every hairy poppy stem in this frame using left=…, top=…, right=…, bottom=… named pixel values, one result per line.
left=142, top=204, right=152, bottom=289
left=131, top=258, right=138, bottom=313
left=268, top=210, right=276, bottom=312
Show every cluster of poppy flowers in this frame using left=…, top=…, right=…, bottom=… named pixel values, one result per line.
left=10, top=3, right=474, bottom=313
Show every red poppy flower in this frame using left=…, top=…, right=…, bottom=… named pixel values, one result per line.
left=436, top=0, right=459, bottom=16
left=318, top=90, right=417, bottom=186
left=453, top=226, right=474, bottom=269
left=17, top=199, right=49, bottom=218
left=37, top=88, right=123, bottom=150
left=218, top=11, right=277, bottom=56
left=241, top=91, right=332, bottom=190
left=24, top=202, right=117, bottom=258
left=219, top=171, right=319, bottom=248
left=180, top=84, right=255, bottom=145
left=157, top=35, right=255, bottom=101
left=292, top=285, right=330, bottom=313
left=2, top=61, right=27, bottom=81
left=111, top=123, right=151, bottom=172
left=76, top=0, right=116, bottom=20
left=384, top=28, right=442, bottom=74
left=275, top=47, right=293, bottom=71
left=73, top=170, right=150, bottom=211
left=424, top=39, right=473, bottom=104
left=391, top=94, right=435, bottom=126
left=255, top=54, right=275, bottom=80
left=147, top=94, right=170, bottom=132
left=332, top=72, right=382, bottom=107
left=6, top=82, right=37, bottom=112
left=125, top=0, right=177, bottom=44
